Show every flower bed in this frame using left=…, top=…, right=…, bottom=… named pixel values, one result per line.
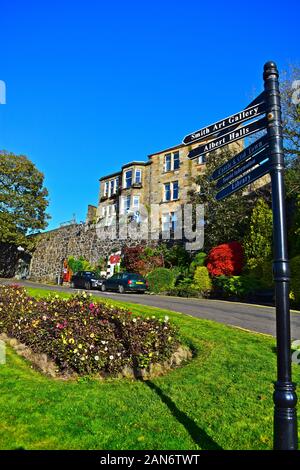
left=0, top=285, right=182, bottom=377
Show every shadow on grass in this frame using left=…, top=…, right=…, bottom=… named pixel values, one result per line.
left=144, top=380, right=223, bottom=450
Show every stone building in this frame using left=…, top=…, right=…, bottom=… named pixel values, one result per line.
left=97, top=140, right=243, bottom=242
left=22, top=138, right=245, bottom=282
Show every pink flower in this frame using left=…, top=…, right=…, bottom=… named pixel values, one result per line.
left=89, top=303, right=95, bottom=310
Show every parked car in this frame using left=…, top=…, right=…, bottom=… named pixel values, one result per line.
left=101, top=272, right=148, bottom=294
left=70, top=271, right=104, bottom=290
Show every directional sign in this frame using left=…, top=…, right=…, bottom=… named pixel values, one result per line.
left=183, top=100, right=266, bottom=145
left=215, top=160, right=270, bottom=201
left=188, top=117, right=267, bottom=160
left=211, top=134, right=269, bottom=181
left=216, top=147, right=269, bottom=189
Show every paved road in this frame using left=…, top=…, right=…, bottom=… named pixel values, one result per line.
left=1, top=279, right=300, bottom=338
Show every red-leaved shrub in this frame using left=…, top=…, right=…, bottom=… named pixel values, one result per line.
left=206, top=241, right=244, bottom=277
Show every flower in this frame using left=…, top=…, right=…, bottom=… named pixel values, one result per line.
left=109, top=355, right=114, bottom=360
left=94, top=355, right=99, bottom=361
left=90, top=333, right=95, bottom=338
left=78, top=344, right=83, bottom=349
left=132, top=318, right=137, bottom=323
left=164, top=316, right=169, bottom=322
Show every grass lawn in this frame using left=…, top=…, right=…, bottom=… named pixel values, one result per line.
left=0, top=287, right=299, bottom=450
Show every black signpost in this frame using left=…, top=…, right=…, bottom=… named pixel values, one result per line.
left=183, top=61, right=298, bottom=450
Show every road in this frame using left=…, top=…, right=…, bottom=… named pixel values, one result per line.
left=1, top=279, right=300, bottom=338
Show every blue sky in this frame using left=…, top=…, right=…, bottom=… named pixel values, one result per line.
left=0, top=0, right=299, bottom=230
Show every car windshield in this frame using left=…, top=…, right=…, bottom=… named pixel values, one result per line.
left=84, top=272, right=99, bottom=278
left=124, top=274, right=144, bottom=280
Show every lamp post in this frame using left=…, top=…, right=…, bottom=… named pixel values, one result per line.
left=263, top=61, right=298, bottom=450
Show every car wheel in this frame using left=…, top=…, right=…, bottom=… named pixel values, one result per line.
left=137, top=290, right=145, bottom=294
left=101, top=283, right=106, bottom=292
left=84, top=281, right=91, bottom=290
left=118, top=284, right=125, bottom=294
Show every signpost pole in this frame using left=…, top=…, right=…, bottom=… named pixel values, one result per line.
left=263, top=61, right=298, bottom=450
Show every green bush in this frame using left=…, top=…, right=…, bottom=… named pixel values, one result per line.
left=247, top=260, right=273, bottom=289
left=192, top=266, right=212, bottom=296
left=189, top=252, right=207, bottom=275
left=146, top=268, right=176, bottom=294
left=290, top=256, right=300, bottom=308
left=167, top=286, right=201, bottom=298
left=213, top=275, right=264, bottom=299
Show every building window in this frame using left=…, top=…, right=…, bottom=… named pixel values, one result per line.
left=132, top=195, right=140, bottom=209
left=198, top=155, right=207, bottom=164
left=172, top=181, right=179, bottom=200
left=104, top=181, right=109, bottom=196
left=135, top=169, right=142, bottom=184
left=164, top=183, right=171, bottom=201
left=164, top=151, right=180, bottom=172
left=115, top=176, right=119, bottom=192
left=173, top=151, right=180, bottom=170
left=122, top=195, right=131, bottom=213
left=165, top=154, right=172, bottom=172
left=170, top=211, right=178, bottom=231
left=109, top=179, right=115, bottom=197
left=164, top=182, right=179, bottom=201
left=124, top=170, right=133, bottom=188
left=162, top=213, right=169, bottom=232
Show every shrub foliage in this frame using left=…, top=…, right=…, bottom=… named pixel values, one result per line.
left=0, top=285, right=179, bottom=375
left=146, top=268, right=176, bottom=294
left=206, top=241, right=244, bottom=277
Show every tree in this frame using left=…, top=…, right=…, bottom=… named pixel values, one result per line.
left=206, top=241, right=244, bottom=277
left=243, top=198, right=273, bottom=270
left=280, top=64, right=300, bottom=161
left=0, top=151, right=49, bottom=248
left=189, top=147, right=256, bottom=250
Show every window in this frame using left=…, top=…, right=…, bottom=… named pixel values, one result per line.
left=164, top=183, right=171, bottom=201
left=165, top=154, right=172, bottom=172
left=124, top=170, right=133, bottom=188
left=170, top=212, right=178, bottom=231
left=198, top=155, right=207, bottom=164
left=173, top=151, right=180, bottom=170
left=162, top=213, right=169, bottom=232
left=109, top=179, right=114, bottom=196
left=104, top=181, right=109, bottom=196
left=132, top=195, right=139, bottom=209
left=135, top=169, right=142, bottom=184
left=115, top=176, right=119, bottom=192
left=164, top=181, right=179, bottom=201
left=172, top=181, right=179, bottom=200
left=122, top=195, right=131, bottom=213
left=164, top=151, right=180, bottom=171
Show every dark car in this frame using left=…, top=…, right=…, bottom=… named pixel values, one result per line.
left=70, top=271, right=104, bottom=290
left=101, top=272, right=148, bottom=294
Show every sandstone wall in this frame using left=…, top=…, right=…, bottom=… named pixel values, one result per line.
left=29, top=223, right=158, bottom=282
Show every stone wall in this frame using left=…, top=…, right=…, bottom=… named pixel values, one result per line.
left=29, top=222, right=158, bottom=282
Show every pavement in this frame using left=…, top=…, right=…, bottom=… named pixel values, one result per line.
left=1, top=278, right=300, bottom=338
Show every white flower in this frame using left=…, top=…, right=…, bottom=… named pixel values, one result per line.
left=42, top=315, right=47, bottom=321
left=132, top=318, right=137, bottom=323
left=109, top=355, right=114, bottom=360
left=94, top=355, right=99, bottom=361
left=164, top=316, right=169, bottom=322
left=104, top=347, right=108, bottom=351
left=101, top=340, right=106, bottom=345
left=117, top=353, right=121, bottom=357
